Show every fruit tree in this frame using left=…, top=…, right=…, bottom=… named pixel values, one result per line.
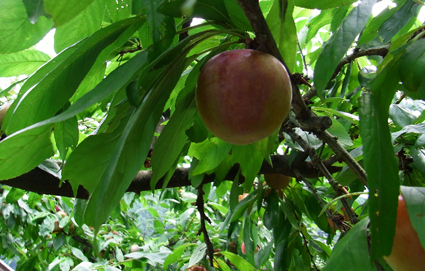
left=0, top=0, right=425, bottom=270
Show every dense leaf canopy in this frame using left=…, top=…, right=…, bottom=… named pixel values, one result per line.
left=0, top=0, right=425, bottom=270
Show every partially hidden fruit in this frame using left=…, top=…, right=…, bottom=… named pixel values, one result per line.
left=196, top=49, right=292, bottom=145
left=264, top=173, right=291, bottom=190
left=0, top=103, right=11, bottom=129
left=384, top=195, right=425, bottom=271
left=187, top=266, right=206, bottom=271
left=238, top=193, right=249, bottom=202
left=241, top=242, right=260, bottom=255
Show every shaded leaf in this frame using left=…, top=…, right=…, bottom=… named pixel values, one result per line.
left=314, top=0, right=376, bottom=98
left=294, top=0, right=356, bottom=9
left=266, top=0, right=297, bottom=71
left=158, top=0, right=232, bottom=25
left=83, top=52, right=187, bottom=228
left=22, top=0, right=51, bottom=24
left=398, top=39, right=425, bottom=100
left=188, top=138, right=232, bottom=176
left=44, top=0, right=96, bottom=27
left=322, top=218, right=375, bottom=271
left=378, top=0, right=420, bottom=43
left=150, top=90, right=197, bottom=187
left=359, top=60, right=400, bottom=259
left=143, top=0, right=176, bottom=60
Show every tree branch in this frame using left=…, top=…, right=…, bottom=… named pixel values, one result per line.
left=0, top=155, right=342, bottom=199
left=303, top=45, right=390, bottom=101
left=284, top=125, right=359, bottom=224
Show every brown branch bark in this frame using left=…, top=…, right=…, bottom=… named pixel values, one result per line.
left=0, top=154, right=341, bottom=199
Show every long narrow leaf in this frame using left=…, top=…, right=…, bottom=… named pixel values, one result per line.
left=314, top=0, right=376, bottom=98
left=359, top=60, right=400, bottom=259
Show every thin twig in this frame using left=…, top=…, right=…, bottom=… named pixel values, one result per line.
left=297, top=40, right=308, bottom=78
left=303, top=45, right=390, bottom=100
left=196, top=185, right=214, bottom=266
left=285, top=126, right=359, bottom=225
left=315, top=130, right=368, bottom=188
left=299, top=226, right=321, bottom=271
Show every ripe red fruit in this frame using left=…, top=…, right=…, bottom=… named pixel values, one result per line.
left=196, top=49, right=292, bottom=145
left=384, top=195, right=425, bottom=271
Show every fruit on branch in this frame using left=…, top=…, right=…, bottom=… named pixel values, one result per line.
left=196, top=49, right=292, bottom=145
left=264, top=173, right=291, bottom=190
left=384, top=195, right=425, bottom=271
left=241, top=242, right=260, bottom=255
left=187, top=266, right=206, bottom=271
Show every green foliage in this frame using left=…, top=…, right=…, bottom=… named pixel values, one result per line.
left=0, top=0, right=425, bottom=270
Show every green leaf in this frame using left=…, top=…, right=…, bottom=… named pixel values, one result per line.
left=322, top=218, right=375, bottom=271
left=163, top=244, right=196, bottom=270
left=358, top=1, right=405, bottom=45
left=314, top=0, right=376, bottom=99
left=224, top=0, right=252, bottom=31
left=326, top=119, right=353, bottom=147
left=188, top=138, right=232, bottom=176
left=83, top=52, right=187, bottom=228
left=3, top=50, right=148, bottom=183
left=0, top=0, right=53, bottom=54
left=54, top=0, right=105, bottom=53
left=154, top=219, right=165, bottom=233
left=150, top=90, right=197, bottom=187
left=220, top=251, right=256, bottom=271
left=313, top=107, right=359, bottom=125
left=106, top=0, right=131, bottom=22
left=232, top=144, right=263, bottom=191
left=6, top=16, right=145, bottom=135
left=44, top=0, right=96, bottom=27
left=400, top=186, right=425, bottom=250
left=378, top=0, right=420, bottom=44
left=398, top=39, right=425, bottom=100
left=359, top=60, right=400, bottom=259
left=263, top=190, right=283, bottom=230
left=143, top=0, right=176, bottom=59
left=157, top=0, right=232, bottom=25
left=188, top=243, right=206, bottom=267
left=303, top=9, right=335, bottom=46
left=0, top=125, right=54, bottom=180
left=62, top=116, right=127, bottom=193
left=54, top=116, right=79, bottom=160
left=22, top=0, right=51, bottom=24
left=389, top=104, right=416, bottom=127
left=294, top=0, right=356, bottom=9
left=5, top=187, right=26, bottom=203
left=0, top=49, right=50, bottom=77
left=266, top=0, right=297, bottom=71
